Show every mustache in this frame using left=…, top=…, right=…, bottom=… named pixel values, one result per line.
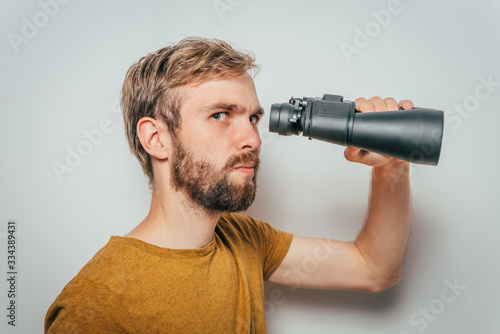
left=224, top=152, right=260, bottom=171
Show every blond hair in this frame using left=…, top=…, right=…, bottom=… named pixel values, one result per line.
left=121, top=37, right=260, bottom=186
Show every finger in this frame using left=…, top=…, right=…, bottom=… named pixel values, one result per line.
left=344, top=147, right=391, bottom=167
left=344, top=147, right=364, bottom=162
left=368, top=96, right=387, bottom=112
left=383, top=97, right=399, bottom=111
left=398, top=99, right=414, bottom=110
left=354, top=97, right=374, bottom=113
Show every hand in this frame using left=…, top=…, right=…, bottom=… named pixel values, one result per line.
left=344, top=96, right=414, bottom=167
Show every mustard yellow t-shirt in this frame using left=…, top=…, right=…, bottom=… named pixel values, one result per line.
left=45, top=213, right=293, bottom=333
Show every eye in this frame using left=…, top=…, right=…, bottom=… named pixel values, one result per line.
left=249, top=114, right=260, bottom=125
left=211, top=112, right=228, bottom=121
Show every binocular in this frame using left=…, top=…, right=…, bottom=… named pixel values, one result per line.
left=269, top=94, right=444, bottom=165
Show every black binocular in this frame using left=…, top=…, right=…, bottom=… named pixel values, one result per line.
left=269, top=94, right=444, bottom=165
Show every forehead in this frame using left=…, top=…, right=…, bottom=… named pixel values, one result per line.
left=179, top=73, right=261, bottom=114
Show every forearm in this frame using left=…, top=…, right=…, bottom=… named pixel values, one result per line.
left=354, top=161, right=411, bottom=286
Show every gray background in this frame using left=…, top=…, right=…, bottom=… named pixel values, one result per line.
left=1, top=0, right=499, bottom=333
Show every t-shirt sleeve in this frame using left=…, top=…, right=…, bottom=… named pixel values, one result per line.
left=45, top=278, right=136, bottom=334
left=222, top=213, right=293, bottom=280
left=258, top=219, right=294, bottom=280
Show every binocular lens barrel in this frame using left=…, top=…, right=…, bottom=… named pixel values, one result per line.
left=269, top=94, right=444, bottom=166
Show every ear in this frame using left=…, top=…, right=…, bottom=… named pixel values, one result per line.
left=137, top=117, right=170, bottom=160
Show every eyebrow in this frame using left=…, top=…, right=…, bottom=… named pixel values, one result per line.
left=201, top=102, right=265, bottom=115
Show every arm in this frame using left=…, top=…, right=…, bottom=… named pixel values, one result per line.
left=267, top=97, right=412, bottom=292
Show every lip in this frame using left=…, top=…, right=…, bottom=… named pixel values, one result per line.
left=235, top=163, right=256, bottom=169
left=234, top=163, right=255, bottom=175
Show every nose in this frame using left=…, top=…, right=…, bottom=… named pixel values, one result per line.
left=235, top=119, right=262, bottom=153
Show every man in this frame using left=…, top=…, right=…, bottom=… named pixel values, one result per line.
left=45, top=37, right=412, bottom=333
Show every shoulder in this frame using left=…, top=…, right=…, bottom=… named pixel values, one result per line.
left=219, top=212, right=260, bottom=228
left=219, top=213, right=294, bottom=279
left=45, top=277, right=135, bottom=333
left=218, top=212, right=292, bottom=247
left=45, top=238, right=138, bottom=331
left=218, top=213, right=268, bottom=239
left=61, top=237, right=136, bottom=293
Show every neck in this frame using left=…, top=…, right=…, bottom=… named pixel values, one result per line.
left=124, top=183, right=221, bottom=249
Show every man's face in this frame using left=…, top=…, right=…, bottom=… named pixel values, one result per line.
left=168, top=73, right=263, bottom=213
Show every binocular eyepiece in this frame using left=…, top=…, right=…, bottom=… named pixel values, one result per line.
left=269, top=94, right=444, bottom=165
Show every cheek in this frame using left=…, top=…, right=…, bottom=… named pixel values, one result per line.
left=180, top=120, right=236, bottom=162
left=186, top=135, right=228, bottom=166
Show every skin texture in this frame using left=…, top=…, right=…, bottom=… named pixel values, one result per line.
left=126, top=73, right=412, bottom=292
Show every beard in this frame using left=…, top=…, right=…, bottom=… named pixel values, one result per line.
left=169, top=140, right=260, bottom=214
